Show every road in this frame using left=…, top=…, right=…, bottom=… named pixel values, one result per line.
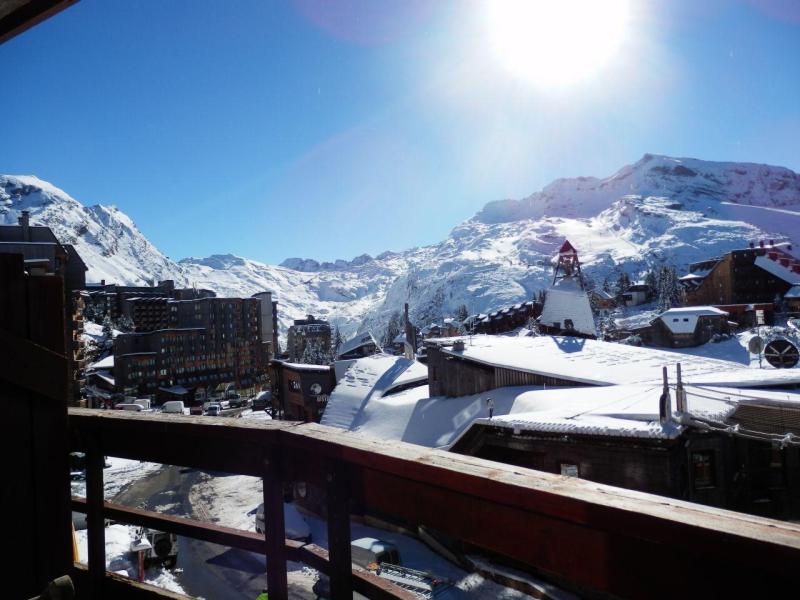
left=114, top=464, right=317, bottom=599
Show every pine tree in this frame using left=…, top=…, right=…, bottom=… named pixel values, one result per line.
left=383, top=311, right=402, bottom=347
left=656, top=266, right=682, bottom=312
left=101, top=315, right=114, bottom=349
left=614, top=272, right=631, bottom=301
left=644, top=270, right=658, bottom=299
left=455, top=304, right=469, bottom=323
left=331, top=325, right=343, bottom=357
left=114, top=314, right=135, bottom=333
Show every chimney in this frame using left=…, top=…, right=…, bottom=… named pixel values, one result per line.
left=659, top=366, right=672, bottom=425
left=759, top=240, right=764, bottom=248
left=18, top=210, right=30, bottom=241
left=675, top=363, right=686, bottom=414
left=749, top=241, right=754, bottom=249
left=769, top=239, right=774, bottom=246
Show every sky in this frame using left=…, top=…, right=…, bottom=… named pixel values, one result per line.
left=2, top=0, right=799, bottom=265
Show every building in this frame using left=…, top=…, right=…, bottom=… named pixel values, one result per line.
left=786, top=286, right=800, bottom=314
left=286, top=315, right=331, bottom=363
left=337, top=331, right=380, bottom=360
left=538, top=240, right=596, bottom=337
left=270, top=360, right=336, bottom=422
left=252, top=290, right=280, bottom=358
left=0, top=212, right=87, bottom=401
left=451, top=384, right=800, bottom=520
left=425, top=334, right=800, bottom=399
left=635, top=306, right=733, bottom=348
left=114, top=297, right=264, bottom=400
left=621, top=282, right=650, bottom=307
left=681, top=241, right=800, bottom=306
left=85, top=279, right=215, bottom=321
left=590, top=289, right=616, bottom=317
left=470, top=301, right=541, bottom=335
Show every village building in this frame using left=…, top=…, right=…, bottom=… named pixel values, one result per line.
left=621, top=282, right=650, bottom=307
left=538, top=240, right=596, bottom=337
left=252, top=290, right=280, bottom=359
left=451, top=384, right=800, bottom=520
left=270, top=359, right=336, bottom=422
left=113, top=297, right=264, bottom=401
left=336, top=330, right=380, bottom=360
left=0, top=212, right=87, bottom=401
left=786, top=286, right=800, bottom=314
left=590, top=289, right=616, bottom=317
left=680, top=240, right=800, bottom=306
left=633, top=306, right=733, bottom=348
left=424, top=334, right=800, bottom=399
left=85, top=278, right=215, bottom=321
left=471, top=300, right=541, bottom=334
left=286, top=314, right=332, bottom=363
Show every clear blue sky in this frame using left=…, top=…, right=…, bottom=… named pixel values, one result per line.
left=2, top=0, right=799, bottom=264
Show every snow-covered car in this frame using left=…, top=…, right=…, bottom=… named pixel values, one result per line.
left=206, top=403, right=222, bottom=416
left=252, top=503, right=311, bottom=542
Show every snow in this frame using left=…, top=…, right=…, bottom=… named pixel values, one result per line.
left=337, top=331, right=379, bottom=357
left=88, top=354, right=114, bottom=370
left=754, top=255, right=800, bottom=285
left=539, top=279, right=596, bottom=336
left=71, top=456, right=164, bottom=500
left=5, top=154, right=800, bottom=345
left=74, top=524, right=185, bottom=594
left=786, top=285, right=800, bottom=299
left=658, top=306, right=728, bottom=335
left=276, top=361, right=332, bottom=372
left=432, top=334, right=800, bottom=388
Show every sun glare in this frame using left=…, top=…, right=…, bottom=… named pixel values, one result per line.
left=487, top=0, right=630, bottom=87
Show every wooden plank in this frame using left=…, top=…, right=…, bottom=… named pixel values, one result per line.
left=263, top=445, right=288, bottom=599
left=325, top=460, right=353, bottom=600
left=85, top=437, right=106, bottom=597
left=0, top=328, right=68, bottom=402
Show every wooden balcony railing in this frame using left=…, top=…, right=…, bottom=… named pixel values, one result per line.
left=68, top=407, right=800, bottom=600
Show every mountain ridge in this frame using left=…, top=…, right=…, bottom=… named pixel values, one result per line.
left=3, top=154, right=799, bottom=341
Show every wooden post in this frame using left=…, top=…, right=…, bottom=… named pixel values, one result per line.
left=85, top=435, right=105, bottom=597
left=263, top=445, right=288, bottom=599
left=326, top=461, right=352, bottom=599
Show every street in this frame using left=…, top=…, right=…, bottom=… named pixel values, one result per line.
left=113, top=464, right=317, bottom=599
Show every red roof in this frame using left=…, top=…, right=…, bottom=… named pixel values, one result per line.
left=559, top=240, right=576, bottom=254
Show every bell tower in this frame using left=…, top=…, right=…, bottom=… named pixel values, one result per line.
left=552, top=239, right=584, bottom=288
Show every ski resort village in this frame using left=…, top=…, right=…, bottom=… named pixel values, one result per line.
left=5, top=2, right=800, bottom=600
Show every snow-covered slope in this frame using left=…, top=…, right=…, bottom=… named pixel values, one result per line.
left=4, top=154, right=800, bottom=341
left=0, top=175, right=186, bottom=286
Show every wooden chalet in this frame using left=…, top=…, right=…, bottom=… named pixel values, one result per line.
left=269, top=359, right=335, bottom=422
left=681, top=241, right=800, bottom=306
left=451, top=384, right=800, bottom=520
left=470, top=300, right=541, bottom=334
left=635, top=306, right=733, bottom=348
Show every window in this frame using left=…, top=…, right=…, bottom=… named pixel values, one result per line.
left=692, top=451, right=715, bottom=489
left=560, top=463, right=579, bottom=477
left=683, top=318, right=689, bottom=322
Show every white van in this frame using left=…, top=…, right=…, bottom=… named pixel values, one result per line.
left=115, top=403, right=143, bottom=412
left=162, top=400, right=185, bottom=414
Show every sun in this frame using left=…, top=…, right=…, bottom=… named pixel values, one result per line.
left=486, top=0, right=630, bottom=87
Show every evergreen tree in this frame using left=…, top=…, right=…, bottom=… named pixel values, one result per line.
left=331, top=325, right=343, bottom=357
left=383, top=311, right=402, bottom=347
left=114, top=314, right=135, bottom=333
left=301, top=339, right=329, bottom=365
left=656, top=266, right=682, bottom=312
left=614, top=272, right=631, bottom=301
left=101, top=315, right=114, bottom=349
left=643, top=270, right=658, bottom=299
left=602, top=277, right=611, bottom=293
left=455, top=304, right=469, bottom=323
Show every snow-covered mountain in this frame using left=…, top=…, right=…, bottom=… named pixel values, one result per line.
left=4, top=154, right=800, bottom=341
left=0, top=175, right=186, bottom=286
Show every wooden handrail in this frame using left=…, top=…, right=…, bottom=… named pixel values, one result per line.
left=69, top=407, right=800, bottom=599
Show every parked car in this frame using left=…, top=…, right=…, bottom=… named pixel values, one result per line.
left=350, top=537, right=400, bottom=569
left=252, top=503, right=311, bottom=542
left=206, top=403, right=222, bottom=416
left=161, top=400, right=185, bottom=414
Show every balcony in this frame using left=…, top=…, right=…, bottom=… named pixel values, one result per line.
left=62, top=407, right=800, bottom=599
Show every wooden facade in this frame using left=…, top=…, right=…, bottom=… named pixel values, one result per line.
left=426, top=344, right=587, bottom=398
left=270, top=360, right=336, bottom=422
left=685, top=246, right=797, bottom=306
left=452, top=424, right=800, bottom=520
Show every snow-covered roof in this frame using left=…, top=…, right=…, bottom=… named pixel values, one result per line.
left=337, top=331, right=378, bottom=358
left=658, top=307, right=728, bottom=335
left=321, top=354, right=427, bottom=431
left=592, top=289, right=615, bottom=300
left=430, top=334, right=800, bottom=388
left=276, top=361, right=331, bottom=372
left=159, top=385, right=189, bottom=395
left=754, top=255, right=800, bottom=285
left=88, top=355, right=114, bottom=371
left=463, top=384, right=800, bottom=441
left=392, top=332, right=407, bottom=344
left=538, top=279, right=596, bottom=336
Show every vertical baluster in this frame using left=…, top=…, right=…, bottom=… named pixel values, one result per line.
left=326, top=460, right=352, bottom=599
left=85, top=435, right=105, bottom=597
left=263, top=445, right=288, bottom=599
